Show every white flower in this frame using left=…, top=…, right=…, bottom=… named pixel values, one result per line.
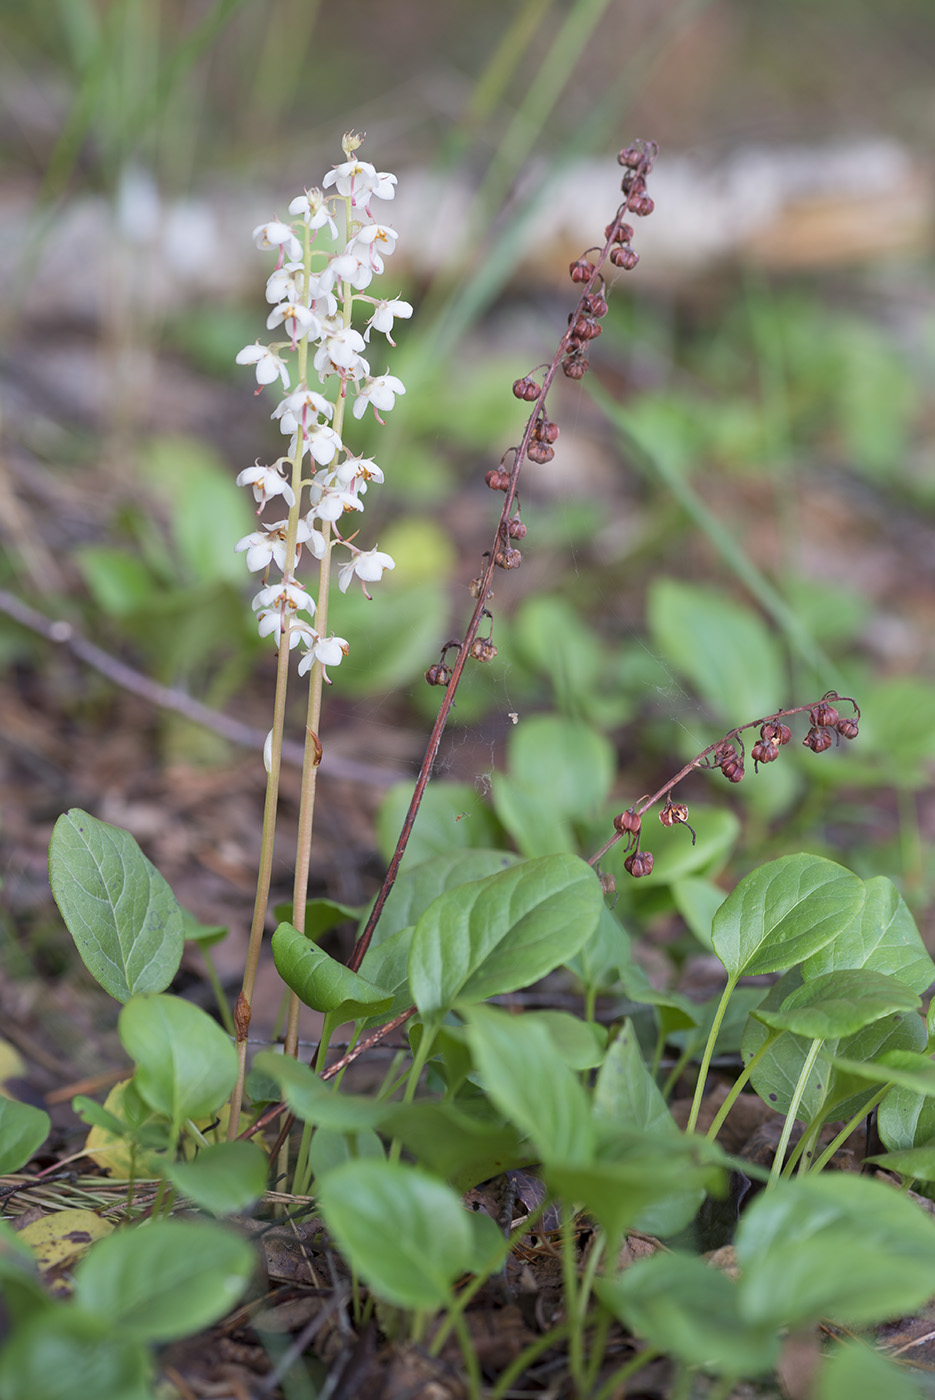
left=252, top=582, right=316, bottom=644
left=364, top=297, right=413, bottom=346
left=323, top=159, right=384, bottom=206
left=322, top=249, right=380, bottom=291
left=266, top=301, right=322, bottom=346
left=297, top=632, right=349, bottom=680
left=349, top=223, right=399, bottom=262
left=235, top=459, right=295, bottom=511
left=275, top=386, right=334, bottom=423
left=330, top=454, right=384, bottom=490
left=353, top=372, right=406, bottom=422
left=287, top=188, right=338, bottom=239
left=234, top=518, right=315, bottom=573
left=316, top=325, right=366, bottom=370
left=310, top=487, right=364, bottom=523
left=265, top=262, right=305, bottom=305
left=236, top=342, right=290, bottom=390
left=263, top=728, right=274, bottom=773
left=371, top=171, right=397, bottom=202
left=252, top=219, right=302, bottom=262
left=338, top=547, right=395, bottom=598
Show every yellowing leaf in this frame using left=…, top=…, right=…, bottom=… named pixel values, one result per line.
left=20, top=1209, right=113, bottom=1276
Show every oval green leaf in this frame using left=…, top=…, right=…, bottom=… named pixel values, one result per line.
left=49, top=809, right=183, bottom=1002
left=751, top=969, right=919, bottom=1040
left=0, top=1098, right=50, bottom=1175
left=713, top=854, right=864, bottom=979
left=164, top=1141, right=268, bottom=1216
left=803, top=876, right=935, bottom=994
left=253, top=1051, right=386, bottom=1132
left=118, top=994, right=237, bottom=1124
left=316, top=1159, right=479, bottom=1310
left=410, top=853, right=603, bottom=1015
left=271, top=923, right=393, bottom=1019
left=74, top=1218, right=254, bottom=1342
left=736, top=1173, right=935, bottom=1328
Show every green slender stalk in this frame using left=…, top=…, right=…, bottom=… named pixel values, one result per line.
left=768, top=1038, right=824, bottom=1189
left=560, top=1202, right=587, bottom=1393
left=488, top=1320, right=574, bottom=1400
left=705, top=1031, right=781, bottom=1141
left=199, top=946, right=236, bottom=1037
left=449, top=1308, right=483, bottom=1400
left=590, top=1346, right=661, bottom=1400
left=686, top=978, right=736, bottom=1134
left=809, top=1088, right=889, bottom=1175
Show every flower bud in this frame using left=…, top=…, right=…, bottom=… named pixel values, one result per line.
left=803, top=726, right=833, bottom=753
left=624, top=850, right=654, bottom=878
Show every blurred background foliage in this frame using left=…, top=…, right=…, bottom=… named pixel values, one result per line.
left=0, top=0, right=933, bottom=958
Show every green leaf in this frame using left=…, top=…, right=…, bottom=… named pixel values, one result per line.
left=864, top=1144, right=935, bottom=1183
left=356, top=924, right=415, bottom=1025
left=371, top=849, right=519, bottom=946
left=253, top=1052, right=385, bottom=1132
left=831, top=1049, right=935, bottom=1100
left=490, top=776, right=575, bottom=856
left=751, top=970, right=919, bottom=1040
left=646, top=807, right=740, bottom=884
left=505, top=715, right=616, bottom=819
left=0, top=1098, right=50, bottom=1174
left=271, top=924, right=393, bottom=1019
left=615, top=961, right=699, bottom=1031
left=519, top=1011, right=607, bottom=1069
left=74, top=1218, right=254, bottom=1342
left=273, top=898, right=363, bottom=942
left=878, top=1075, right=935, bottom=1152
left=671, top=876, right=725, bottom=950
left=0, top=1309, right=152, bottom=1400
left=803, top=876, right=935, bottom=994
left=816, top=1340, right=923, bottom=1400
left=316, top=1159, right=481, bottom=1310
left=49, top=809, right=184, bottom=1002
left=736, top=1174, right=935, bottom=1328
left=180, top=907, right=228, bottom=947
left=163, top=1141, right=268, bottom=1215
left=376, top=782, right=505, bottom=865
left=308, top=1126, right=385, bottom=1179
left=712, top=853, right=864, bottom=979
left=647, top=579, right=785, bottom=722
left=410, top=853, right=603, bottom=1015
left=463, top=1004, right=594, bottom=1166
left=564, top=904, right=631, bottom=992
left=597, top=1253, right=779, bottom=1376
left=382, top=1102, right=528, bottom=1192
left=74, top=545, right=158, bottom=618
left=118, top=994, right=237, bottom=1124
left=593, top=1024, right=706, bottom=1235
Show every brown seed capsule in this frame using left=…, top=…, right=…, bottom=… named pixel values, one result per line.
left=485, top=468, right=510, bottom=491
left=493, top=544, right=522, bottom=569
left=812, top=702, right=840, bottom=729
left=507, top=516, right=526, bottom=539
left=659, top=802, right=690, bottom=828
left=562, top=355, right=587, bottom=380
left=512, top=376, right=539, bottom=401
left=605, top=219, right=634, bottom=244
left=527, top=442, right=554, bottom=464
left=751, top=741, right=779, bottom=768
left=610, top=245, right=639, bottom=270
left=569, top=258, right=593, bottom=283
left=721, top=757, right=745, bottom=783
left=613, top=809, right=641, bottom=836
left=540, top=420, right=559, bottom=445
left=587, top=293, right=609, bottom=318
left=803, top=726, right=833, bottom=753
left=599, top=872, right=617, bottom=896
left=624, top=850, right=654, bottom=878
left=425, top=662, right=452, bottom=687
left=836, top=717, right=859, bottom=740
left=761, top=721, right=792, bottom=746
left=618, top=146, right=644, bottom=169
left=470, top=637, right=498, bottom=663
left=628, top=193, right=655, bottom=217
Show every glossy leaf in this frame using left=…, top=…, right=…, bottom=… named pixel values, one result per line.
left=864, top=1145, right=935, bottom=1183
left=816, top=1341, right=923, bottom=1400
left=382, top=1102, right=528, bottom=1192
left=370, top=848, right=518, bottom=947
left=505, top=715, right=615, bottom=820
left=751, top=969, right=919, bottom=1040
left=271, top=923, right=393, bottom=1019
left=713, top=854, right=864, bottom=979
left=118, top=994, right=237, bottom=1124
left=410, top=853, right=603, bottom=1015
left=254, top=1052, right=386, bottom=1131
left=878, top=1075, right=935, bottom=1153
left=74, top=1219, right=254, bottom=1341
left=736, top=1174, right=935, bottom=1327
left=463, top=1004, right=594, bottom=1166
left=308, top=1126, right=385, bottom=1179
left=597, top=1252, right=779, bottom=1376
left=0, top=1098, right=50, bottom=1174
left=564, top=904, right=631, bottom=992
left=164, top=1141, right=268, bottom=1215
left=803, top=876, right=935, bottom=994
left=643, top=806, right=740, bottom=884
left=49, top=809, right=183, bottom=1002
left=0, top=1309, right=152, bottom=1400
left=317, top=1159, right=483, bottom=1309
left=376, top=782, right=505, bottom=865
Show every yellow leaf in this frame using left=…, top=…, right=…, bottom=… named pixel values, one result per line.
left=19, top=1208, right=113, bottom=1275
